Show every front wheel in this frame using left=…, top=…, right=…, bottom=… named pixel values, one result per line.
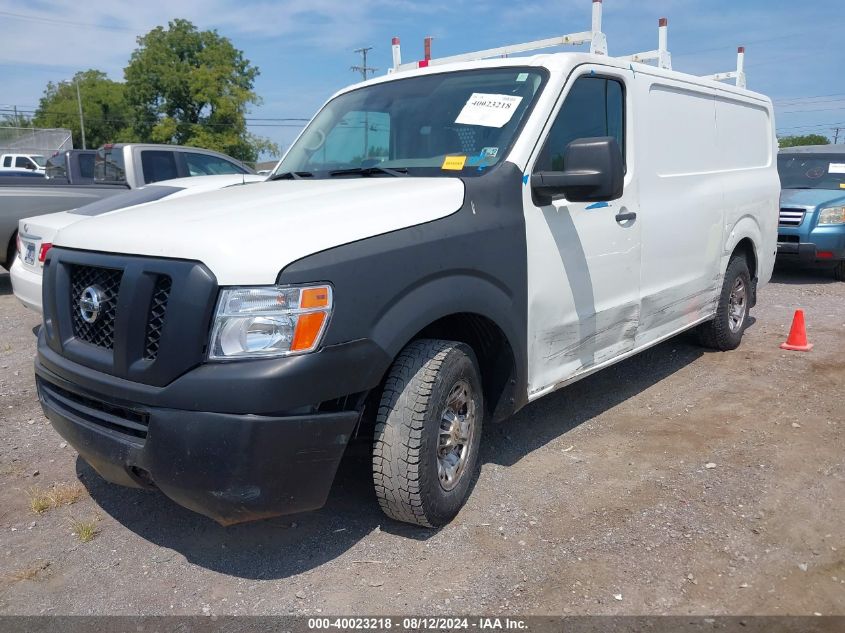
left=372, top=339, right=483, bottom=528
left=697, top=254, right=751, bottom=350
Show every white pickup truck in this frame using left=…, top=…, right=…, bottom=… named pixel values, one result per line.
left=34, top=2, right=778, bottom=528
left=1, top=153, right=46, bottom=173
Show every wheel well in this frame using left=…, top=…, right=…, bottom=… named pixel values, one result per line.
left=4, top=230, right=17, bottom=270
left=734, top=237, right=757, bottom=280
left=415, top=313, right=517, bottom=422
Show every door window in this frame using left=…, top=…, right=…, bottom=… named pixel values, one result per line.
left=185, top=152, right=247, bottom=176
left=2, top=156, right=11, bottom=167
left=141, top=150, right=179, bottom=183
left=536, top=75, right=625, bottom=172
left=15, top=156, right=34, bottom=169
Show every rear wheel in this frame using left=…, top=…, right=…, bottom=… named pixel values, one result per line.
left=3, top=232, right=17, bottom=271
left=697, top=254, right=751, bottom=350
left=372, top=339, right=483, bottom=528
left=834, top=260, right=845, bottom=282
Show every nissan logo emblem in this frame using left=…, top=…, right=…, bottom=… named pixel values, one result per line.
left=79, top=286, right=104, bottom=324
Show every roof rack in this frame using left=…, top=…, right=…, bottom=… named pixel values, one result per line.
left=619, top=17, right=672, bottom=70
left=390, top=0, right=607, bottom=73
left=703, top=47, right=747, bottom=89
left=388, top=0, right=748, bottom=89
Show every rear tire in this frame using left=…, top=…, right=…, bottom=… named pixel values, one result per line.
left=3, top=232, right=17, bottom=271
left=834, top=261, right=845, bottom=282
left=697, top=254, right=751, bottom=351
left=372, top=339, right=483, bottom=528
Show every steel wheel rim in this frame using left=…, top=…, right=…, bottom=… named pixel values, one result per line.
left=437, top=379, right=476, bottom=492
left=728, top=277, right=747, bottom=333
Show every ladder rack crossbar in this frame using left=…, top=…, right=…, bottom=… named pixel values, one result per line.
left=394, top=32, right=595, bottom=72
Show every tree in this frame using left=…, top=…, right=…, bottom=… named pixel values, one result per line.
left=778, top=134, right=830, bottom=148
left=32, top=70, right=132, bottom=149
left=124, top=19, right=277, bottom=162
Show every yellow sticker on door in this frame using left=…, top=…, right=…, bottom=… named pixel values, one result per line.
left=442, top=155, right=467, bottom=171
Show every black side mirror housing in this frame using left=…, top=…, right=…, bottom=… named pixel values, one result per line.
left=531, top=136, right=624, bottom=206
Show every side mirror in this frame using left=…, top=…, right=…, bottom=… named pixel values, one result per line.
left=531, top=137, right=624, bottom=206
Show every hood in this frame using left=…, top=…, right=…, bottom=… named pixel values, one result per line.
left=54, top=178, right=466, bottom=285
left=780, top=188, right=845, bottom=209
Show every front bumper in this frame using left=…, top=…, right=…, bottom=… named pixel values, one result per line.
left=9, top=258, right=43, bottom=313
left=777, top=226, right=845, bottom=264
left=36, top=361, right=360, bottom=525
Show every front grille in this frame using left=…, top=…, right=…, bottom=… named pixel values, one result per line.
left=70, top=265, right=122, bottom=349
left=144, top=275, right=172, bottom=360
left=779, top=208, right=806, bottom=227
left=38, top=378, right=149, bottom=440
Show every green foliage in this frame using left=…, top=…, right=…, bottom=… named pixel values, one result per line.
left=124, top=19, right=277, bottom=162
left=778, top=134, right=830, bottom=148
left=33, top=70, right=132, bottom=149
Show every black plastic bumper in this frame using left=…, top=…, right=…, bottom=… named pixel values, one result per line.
left=777, top=241, right=819, bottom=263
left=35, top=360, right=361, bottom=525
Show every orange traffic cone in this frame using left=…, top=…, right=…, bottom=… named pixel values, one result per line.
left=780, top=309, right=813, bottom=352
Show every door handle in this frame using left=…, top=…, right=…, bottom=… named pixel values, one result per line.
left=615, top=211, right=637, bottom=223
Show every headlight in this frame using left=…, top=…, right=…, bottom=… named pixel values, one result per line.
left=818, top=206, right=845, bottom=225
left=209, top=284, right=332, bottom=360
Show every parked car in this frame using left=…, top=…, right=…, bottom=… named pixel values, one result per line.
left=776, top=144, right=845, bottom=280
left=0, top=169, right=45, bottom=179
left=45, top=150, right=97, bottom=183
left=0, top=153, right=46, bottom=173
left=10, top=174, right=265, bottom=312
left=0, top=144, right=254, bottom=270
left=34, top=27, right=778, bottom=528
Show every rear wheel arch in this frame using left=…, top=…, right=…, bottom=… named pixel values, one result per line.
left=734, top=237, right=758, bottom=280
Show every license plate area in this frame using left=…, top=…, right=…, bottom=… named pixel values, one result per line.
left=23, top=240, right=36, bottom=265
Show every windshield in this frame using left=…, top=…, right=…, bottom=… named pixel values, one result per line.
left=31, top=155, right=46, bottom=167
left=777, top=154, right=845, bottom=191
left=274, top=67, right=547, bottom=179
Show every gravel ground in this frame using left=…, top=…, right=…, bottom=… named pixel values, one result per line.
left=0, top=265, right=843, bottom=616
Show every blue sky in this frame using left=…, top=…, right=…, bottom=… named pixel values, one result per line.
left=1, top=0, right=844, bottom=158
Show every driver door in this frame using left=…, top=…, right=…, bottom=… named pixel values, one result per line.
left=523, top=69, right=642, bottom=398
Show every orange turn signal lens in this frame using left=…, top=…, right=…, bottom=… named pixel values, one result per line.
left=291, top=312, right=328, bottom=351
left=300, top=287, right=330, bottom=309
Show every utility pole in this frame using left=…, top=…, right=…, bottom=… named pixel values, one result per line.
left=351, top=47, right=378, bottom=160
left=834, top=127, right=842, bottom=145
left=13, top=105, right=19, bottom=127
left=351, top=46, right=377, bottom=81
left=75, top=78, right=87, bottom=149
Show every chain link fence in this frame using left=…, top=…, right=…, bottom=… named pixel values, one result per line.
left=0, top=126, right=73, bottom=157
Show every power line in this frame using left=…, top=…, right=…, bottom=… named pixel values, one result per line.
left=0, top=10, right=134, bottom=32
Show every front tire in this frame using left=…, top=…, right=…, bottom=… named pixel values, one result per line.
left=834, top=260, right=845, bottom=282
left=372, top=339, right=483, bottom=528
left=697, top=254, right=751, bottom=350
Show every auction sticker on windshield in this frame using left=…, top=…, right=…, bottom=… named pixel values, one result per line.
left=455, top=93, right=523, bottom=128
left=829, top=162, right=845, bottom=174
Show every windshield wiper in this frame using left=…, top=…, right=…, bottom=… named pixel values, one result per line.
left=268, top=171, right=313, bottom=181
left=329, top=166, right=408, bottom=178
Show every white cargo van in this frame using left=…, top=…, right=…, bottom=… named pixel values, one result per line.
left=35, top=3, right=778, bottom=528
